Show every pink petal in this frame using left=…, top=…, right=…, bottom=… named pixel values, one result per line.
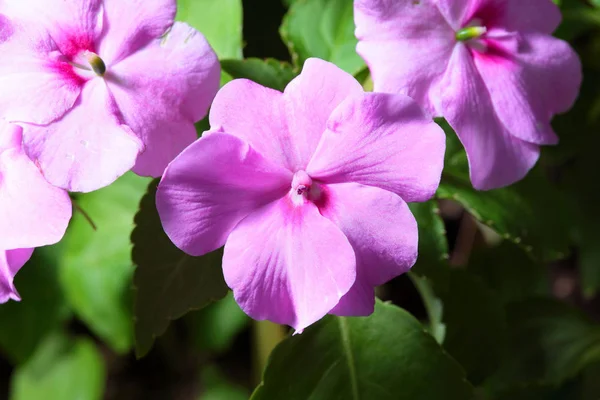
left=282, top=58, right=363, bottom=171
left=441, top=44, right=540, bottom=190
left=222, top=197, right=356, bottom=331
left=307, top=92, right=446, bottom=202
left=474, top=33, right=581, bottom=145
left=497, top=0, right=561, bottom=34
left=209, top=58, right=363, bottom=172
left=98, top=0, right=176, bottom=64
left=318, top=183, right=418, bottom=316
left=434, top=0, right=481, bottom=30
left=354, top=0, right=454, bottom=114
left=0, top=122, right=71, bottom=249
left=108, top=22, right=220, bottom=177
left=0, top=248, right=33, bottom=303
left=156, top=133, right=291, bottom=257
left=22, top=79, right=143, bottom=193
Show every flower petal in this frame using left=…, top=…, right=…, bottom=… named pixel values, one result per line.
left=22, top=79, right=143, bottom=193
left=0, top=248, right=33, bottom=303
left=434, top=0, right=481, bottom=29
left=108, top=22, right=220, bottom=177
left=355, top=0, right=454, bottom=114
left=441, top=44, right=540, bottom=190
left=307, top=92, right=446, bottom=202
left=318, top=183, right=418, bottom=317
left=0, top=122, right=72, bottom=249
left=282, top=58, right=363, bottom=171
left=223, top=197, right=356, bottom=331
left=474, top=33, right=580, bottom=145
left=98, top=0, right=176, bottom=64
left=498, top=0, right=561, bottom=34
left=157, top=133, right=291, bottom=257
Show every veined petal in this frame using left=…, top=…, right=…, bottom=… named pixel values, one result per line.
left=157, top=133, right=291, bottom=257
left=223, top=197, right=356, bottom=332
left=108, top=22, right=220, bottom=177
left=0, top=122, right=71, bottom=250
left=307, top=92, right=446, bottom=202
left=498, top=0, right=561, bottom=34
left=355, top=0, right=454, bottom=114
left=441, top=44, right=540, bottom=190
left=98, top=0, right=176, bottom=64
left=22, top=79, right=143, bottom=193
left=0, top=248, right=33, bottom=303
left=434, top=0, right=481, bottom=30
left=318, top=183, right=418, bottom=317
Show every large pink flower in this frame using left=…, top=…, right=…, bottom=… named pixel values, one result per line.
left=0, top=121, right=72, bottom=302
left=355, top=0, right=582, bottom=190
left=156, top=58, right=446, bottom=331
left=0, top=0, right=220, bottom=192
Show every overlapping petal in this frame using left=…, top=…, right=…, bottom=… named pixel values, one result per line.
left=98, top=0, right=176, bottom=64
left=307, top=92, right=446, bottom=202
left=441, top=44, right=540, bottom=190
left=108, top=22, right=220, bottom=177
left=0, top=248, right=33, bottom=303
left=318, top=183, right=418, bottom=316
left=157, top=133, right=291, bottom=257
left=223, top=197, right=356, bottom=332
left=0, top=122, right=71, bottom=250
left=22, top=79, right=143, bottom=193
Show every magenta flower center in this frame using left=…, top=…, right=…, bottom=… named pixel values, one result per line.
left=290, top=170, right=322, bottom=205
left=456, top=20, right=488, bottom=53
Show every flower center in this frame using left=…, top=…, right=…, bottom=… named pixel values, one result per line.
left=85, top=51, right=106, bottom=76
left=70, top=50, right=107, bottom=78
left=290, top=170, right=321, bottom=205
left=456, top=25, right=487, bottom=42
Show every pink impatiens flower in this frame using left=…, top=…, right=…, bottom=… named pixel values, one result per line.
left=0, top=121, right=72, bottom=302
left=354, top=0, right=582, bottom=190
left=156, top=58, right=446, bottom=331
left=0, top=0, right=220, bottom=192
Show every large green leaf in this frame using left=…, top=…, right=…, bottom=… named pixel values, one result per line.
left=10, top=334, right=105, bottom=400
left=280, top=0, right=365, bottom=75
left=59, top=173, right=150, bottom=353
left=176, top=0, right=243, bottom=59
left=252, top=301, right=473, bottom=400
left=0, top=247, right=69, bottom=364
left=132, top=180, right=229, bottom=358
left=487, top=298, right=600, bottom=392
left=220, top=58, right=297, bottom=91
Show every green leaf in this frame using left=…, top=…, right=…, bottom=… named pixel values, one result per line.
left=176, top=0, right=243, bottom=59
left=199, top=365, right=249, bottom=400
left=252, top=301, right=473, bottom=400
left=187, top=292, right=249, bottom=354
left=59, top=173, right=150, bottom=353
left=10, top=334, right=105, bottom=400
left=488, top=298, right=600, bottom=391
left=281, top=0, right=365, bottom=75
left=132, top=180, right=229, bottom=358
left=221, top=58, right=297, bottom=91
left=468, top=241, right=550, bottom=306
left=0, top=247, right=69, bottom=364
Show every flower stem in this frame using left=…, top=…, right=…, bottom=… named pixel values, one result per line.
left=252, top=320, right=287, bottom=384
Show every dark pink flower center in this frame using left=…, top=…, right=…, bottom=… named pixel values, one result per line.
left=290, top=170, right=322, bottom=205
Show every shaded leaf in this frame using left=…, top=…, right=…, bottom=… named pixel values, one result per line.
left=59, top=173, right=150, bottom=353
left=221, top=58, right=297, bottom=91
left=132, top=180, right=229, bottom=358
left=252, top=301, right=473, bottom=400
left=280, top=0, right=365, bottom=75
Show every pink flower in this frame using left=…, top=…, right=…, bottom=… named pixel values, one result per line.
left=354, top=0, right=582, bottom=190
left=0, top=0, right=220, bottom=193
left=0, top=121, right=72, bottom=302
left=156, top=58, right=445, bottom=331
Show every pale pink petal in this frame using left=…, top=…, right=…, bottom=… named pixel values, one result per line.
left=98, top=0, right=176, bottom=64
left=223, top=197, right=356, bottom=331
left=354, top=0, right=454, bottom=114
left=474, top=33, right=581, bottom=145
left=434, top=0, right=481, bottom=30
left=0, top=25, right=83, bottom=125
left=108, top=22, right=220, bottom=177
left=498, top=0, right=561, bottom=34
left=317, top=183, right=418, bottom=316
left=0, top=248, right=33, bottom=303
left=441, top=44, right=540, bottom=190
left=157, top=133, right=291, bottom=257
left=22, top=79, right=143, bottom=193
left=282, top=58, right=363, bottom=171
left=0, top=122, right=71, bottom=250
left=307, top=92, right=445, bottom=202
left=208, top=79, right=293, bottom=170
